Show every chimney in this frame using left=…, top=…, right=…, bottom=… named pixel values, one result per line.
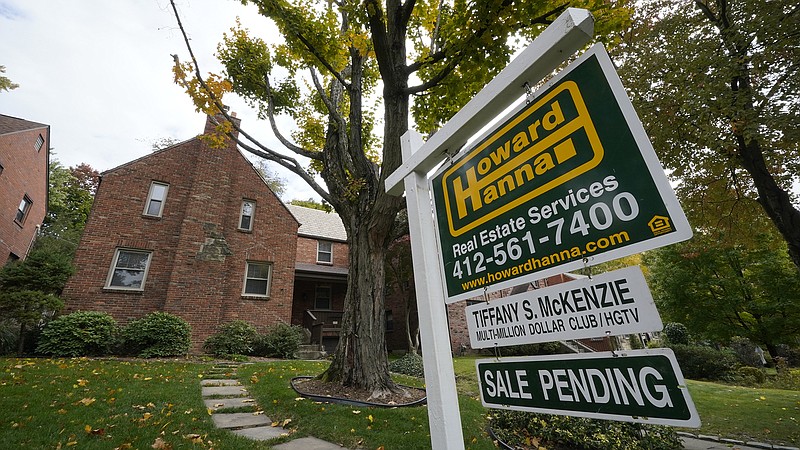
left=203, top=106, right=241, bottom=141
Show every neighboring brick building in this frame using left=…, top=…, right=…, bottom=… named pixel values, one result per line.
left=62, top=114, right=299, bottom=350
left=0, top=114, right=50, bottom=263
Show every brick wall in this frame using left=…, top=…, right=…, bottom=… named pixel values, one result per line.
left=0, top=125, right=49, bottom=260
left=295, top=236, right=348, bottom=267
left=62, top=115, right=299, bottom=351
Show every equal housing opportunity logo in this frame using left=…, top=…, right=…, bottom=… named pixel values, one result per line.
left=441, top=81, right=605, bottom=237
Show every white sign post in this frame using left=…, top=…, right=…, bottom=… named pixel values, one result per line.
left=388, top=8, right=596, bottom=450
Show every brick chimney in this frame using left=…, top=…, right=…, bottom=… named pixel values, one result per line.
left=203, top=108, right=241, bottom=142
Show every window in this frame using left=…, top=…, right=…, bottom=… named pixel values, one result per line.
left=243, top=261, right=271, bottom=297
left=106, top=249, right=152, bottom=290
left=386, top=310, right=394, bottom=332
left=143, top=182, right=169, bottom=217
left=239, top=200, right=255, bottom=231
left=14, top=196, right=32, bottom=224
left=35, top=134, right=44, bottom=152
left=314, top=286, right=331, bottom=310
left=317, top=241, right=333, bottom=264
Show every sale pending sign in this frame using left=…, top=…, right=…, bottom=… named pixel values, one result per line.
left=430, top=44, right=692, bottom=303
left=477, top=350, right=700, bottom=427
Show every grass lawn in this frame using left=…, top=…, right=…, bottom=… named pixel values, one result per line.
left=682, top=380, right=800, bottom=445
left=2, top=356, right=799, bottom=448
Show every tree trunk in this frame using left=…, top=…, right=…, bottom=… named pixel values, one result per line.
left=321, top=206, right=399, bottom=396
left=16, top=322, right=26, bottom=356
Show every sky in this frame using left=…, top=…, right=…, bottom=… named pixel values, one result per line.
left=1, top=0, right=320, bottom=202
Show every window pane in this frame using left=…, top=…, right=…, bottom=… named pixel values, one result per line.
left=111, top=269, right=144, bottom=288
left=146, top=199, right=162, bottom=216
left=244, top=279, right=268, bottom=295
left=242, top=201, right=254, bottom=216
left=240, top=215, right=252, bottom=230
left=151, top=183, right=167, bottom=201
left=247, top=263, right=269, bottom=279
left=117, top=251, right=150, bottom=270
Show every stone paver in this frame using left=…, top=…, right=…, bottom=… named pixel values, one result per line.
left=211, top=412, right=271, bottom=429
left=232, top=426, right=287, bottom=441
left=201, top=385, right=248, bottom=397
left=270, top=436, right=345, bottom=450
left=201, top=379, right=241, bottom=386
left=203, top=397, right=258, bottom=410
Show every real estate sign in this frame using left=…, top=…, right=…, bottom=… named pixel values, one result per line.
left=431, top=44, right=692, bottom=303
left=465, top=266, right=662, bottom=348
left=476, top=349, right=700, bottom=427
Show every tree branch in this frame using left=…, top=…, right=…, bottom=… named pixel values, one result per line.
left=169, top=0, right=330, bottom=201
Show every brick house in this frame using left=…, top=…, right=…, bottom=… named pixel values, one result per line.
left=0, top=114, right=50, bottom=263
left=62, top=114, right=299, bottom=350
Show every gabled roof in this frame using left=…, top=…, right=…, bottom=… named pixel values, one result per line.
left=286, top=204, right=347, bottom=242
left=0, top=114, right=48, bottom=135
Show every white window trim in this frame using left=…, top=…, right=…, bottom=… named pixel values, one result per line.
left=239, top=200, right=256, bottom=231
left=316, top=240, right=333, bottom=264
left=242, top=261, right=272, bottom=298
left=105, top=248, right=152, bottom=291
left=314, top=286, right=332, bottom=310
left=143, top=182, right=169, bottom=218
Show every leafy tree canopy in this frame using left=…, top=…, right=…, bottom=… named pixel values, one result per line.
left=41, top=160, right=99, bottom=250
left=644, top=229, right=800, bottom=358
left=288, top=197, right=332, bottom=212
left=616, top=0, right=800, bottom=270
left=169, top=0, right=632, bottom=394
left=0, top=65, right=18, bottom=92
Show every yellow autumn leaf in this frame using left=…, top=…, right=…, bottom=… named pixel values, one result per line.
left=367, top=414, right=374, bottom=423
left=77, top=379, right=88, bottom=387
left=183, top=434, right=202, bottom=444
left=281, top=418, right=292, bottom=427
left=78, top=397, right=96, bottom=406
left=85, top=425, right=92, bottom=434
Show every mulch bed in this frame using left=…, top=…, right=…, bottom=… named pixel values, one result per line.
left=291, top=377, right=427, bottom=407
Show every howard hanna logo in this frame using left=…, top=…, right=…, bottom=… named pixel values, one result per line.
left=441, top=81, right=605, bottom=237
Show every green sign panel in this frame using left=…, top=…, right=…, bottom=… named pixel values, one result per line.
left=430, top=44, right=691, bottom=303
left=476, top=349, right=700, bottom=427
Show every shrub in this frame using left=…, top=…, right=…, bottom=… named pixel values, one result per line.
left=662, top=322, right=689, bottom=345
left=36, top=311, right=119, bottom=357
left=736, top=366, right=767, bottom=385
left=0, top=320, right=17, bottom=355
left=203, top=320, right=258, bottom=357
left=729, top=336, right=764, bottom=367
left=774, top=344, right=800, bottom=367
left=670, top=344, right=738, bottom=380
left=121, top=312, right=192, bottom=358
left=490, top=411, right=681, bottom=450
left=502, top=342, right=562, bottom=357
left=389, top=352, right=425, bottom=378
left=254, top=323, right=304, bottom=359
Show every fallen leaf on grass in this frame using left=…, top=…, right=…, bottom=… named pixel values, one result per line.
left=151, top=437, right=172, bottom=449
left=78, top=397, right=96, bottom=406
left=183, top=434, right=202, bottom=444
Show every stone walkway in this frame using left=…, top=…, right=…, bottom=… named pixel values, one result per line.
left=201, top=362, right=344, bottom=449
